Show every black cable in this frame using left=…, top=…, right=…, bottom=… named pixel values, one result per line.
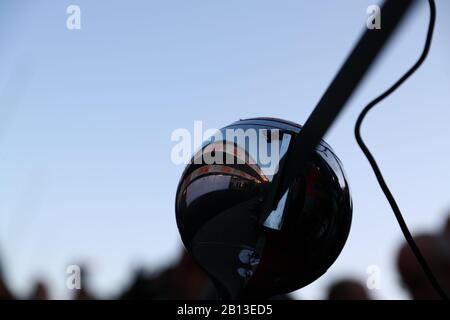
left=355, top=0, right=448, bottom=300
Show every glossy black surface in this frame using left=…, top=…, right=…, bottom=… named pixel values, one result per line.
left=175, top=118, right=352, bottom=299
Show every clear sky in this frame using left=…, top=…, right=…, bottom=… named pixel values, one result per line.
left=0, top=0, right=449, bottom=299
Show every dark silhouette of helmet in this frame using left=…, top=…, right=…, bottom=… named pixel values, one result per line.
left=175, top=118, right=352, bottom=299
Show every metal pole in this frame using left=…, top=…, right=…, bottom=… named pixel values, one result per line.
left=266, top=0, right=418, bottom=216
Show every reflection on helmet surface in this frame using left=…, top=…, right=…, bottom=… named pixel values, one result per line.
left=175, top=118, right=352, bottom=299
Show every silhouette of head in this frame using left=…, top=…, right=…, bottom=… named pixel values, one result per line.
left=397, top=233, right=450, bottom=299
left=327, top=278, right=370, bottom=300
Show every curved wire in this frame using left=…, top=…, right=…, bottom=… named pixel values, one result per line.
left=355, top=0, right=448, bottom=300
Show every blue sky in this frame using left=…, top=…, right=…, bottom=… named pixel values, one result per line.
left=0, top=0, right=449, bottom=299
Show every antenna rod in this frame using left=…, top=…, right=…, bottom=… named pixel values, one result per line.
left=274, top=0, right=418, bottom=206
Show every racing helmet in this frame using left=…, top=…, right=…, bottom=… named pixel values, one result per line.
left=175, top=118, right=352, bottom=299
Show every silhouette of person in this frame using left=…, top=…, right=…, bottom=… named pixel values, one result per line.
left=73, top=264, right=96, bottom=300
left=397, top=229, right=450, bottom=299
left=327, top=278, right=371, bottom=300
left=28, top=280, right=49, bottom=300
left=119, top=251, right=213, bottom=300
left=0, top=262, right=14, bottom=300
